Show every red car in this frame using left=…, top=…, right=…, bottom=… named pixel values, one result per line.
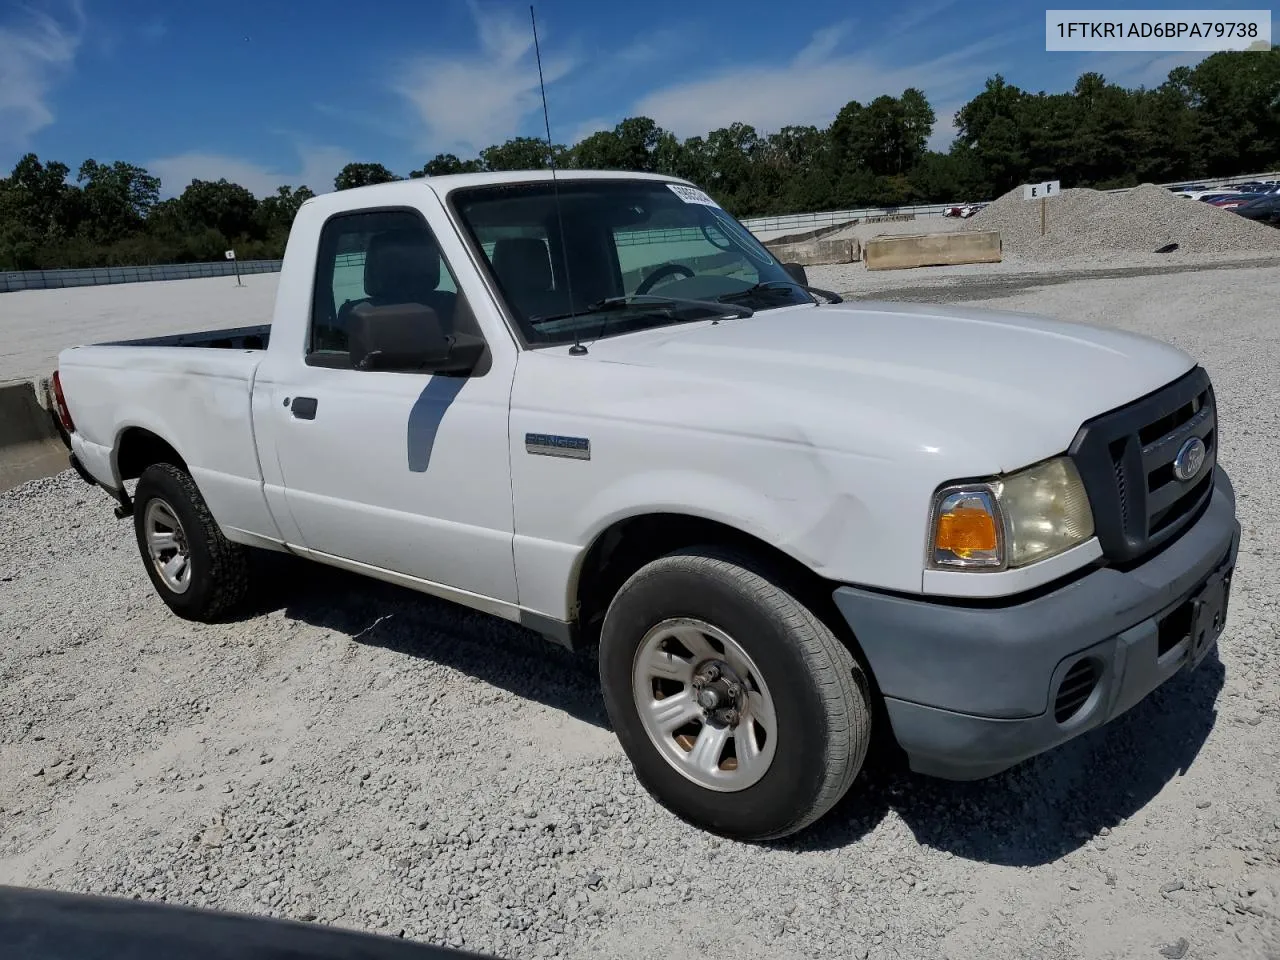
left=1206, top=194, right=1251, bottom=210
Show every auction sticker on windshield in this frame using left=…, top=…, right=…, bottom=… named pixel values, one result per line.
left=668, top=184, right=719, bottom=206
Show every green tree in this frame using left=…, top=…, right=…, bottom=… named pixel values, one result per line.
left=256, top=185, right=315, bottom=233
left=701, top=123, right=761, bottom=212
left=570, top=130, right=627, bottom=169
left=955, top=77, right=1030, bottom=195
left=76, top=160, right=160, bottom=242
left=1190, top=47, right=1280, bottom=175
left=1067, top=73, right=1139, bottom=186
left=1132, top=69, right=1203, bottom=182
left=333, top=163, right=399, bottom=190
left=7, top=153, right=77, bottom=239
left=479, top=136, right=563, bottom=171
left=900, top=88, right=936, bottom=170
left=410, top=153, right=483, bottom=177
left=173, top=178, right=260, bottom=240
left=908, top=150, right=983, bottom=202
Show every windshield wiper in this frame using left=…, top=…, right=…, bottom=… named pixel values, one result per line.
left=531, top=294, right=753, bottom=325
left=718, top=280, right=844, bottom=305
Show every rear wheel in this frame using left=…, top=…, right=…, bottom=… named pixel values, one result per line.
left=133, top=464, right=249, bottom=622
left=598, top=547, right=872, bottom=840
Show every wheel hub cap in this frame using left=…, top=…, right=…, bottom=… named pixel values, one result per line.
left=692, top=660, right=744, bottom=726
left=631, top=618, right=778, bottom=793
left=144, top=498, right=193, bottom=594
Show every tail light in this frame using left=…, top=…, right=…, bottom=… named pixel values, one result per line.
left=51, top=370, right=75, bottom=433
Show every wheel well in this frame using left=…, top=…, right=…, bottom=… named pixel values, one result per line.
left=573, top=514, right=863, bottom=658
left=116, top=428, right=187, bottom=481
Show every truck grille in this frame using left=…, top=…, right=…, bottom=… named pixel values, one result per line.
left=1069, top=367, right=1216, bottom=564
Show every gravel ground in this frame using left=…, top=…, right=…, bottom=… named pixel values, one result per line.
left=2, top=262, right=1279, bottom=960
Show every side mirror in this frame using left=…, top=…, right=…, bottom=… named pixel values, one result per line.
left=347, top=303, right=483, bottom=375
left=782, top=262, right=808, bottom=287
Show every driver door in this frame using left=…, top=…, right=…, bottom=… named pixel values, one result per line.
left=258, top=205, right=519, bottom=604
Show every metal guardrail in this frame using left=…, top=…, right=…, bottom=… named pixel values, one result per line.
left=0, top=259, right=283, bottom=293
left=741, top=204, right=955, bottom=235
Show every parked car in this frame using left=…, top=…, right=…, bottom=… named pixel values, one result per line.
left=942, top=202, right=986, bottom=218
left=1168, top=183, right=1208, bottom=192
left=1206, top=194, right=1252, bottom=209
left=1233, top=193, right=1280, bottom=225
left=51, top=170, right=1240, bottom=841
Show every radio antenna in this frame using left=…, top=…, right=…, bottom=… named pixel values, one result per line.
left=530, top=5, right=584, bottom=355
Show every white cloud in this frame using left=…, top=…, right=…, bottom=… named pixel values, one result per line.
left=633, top=25, right=1019, bottom=140
left=148, top=145, right=350, bottom=198
left=885, top=0, right=962, bottom=38
left=926, top=100, right=965, bottom=152
left=0, top=3, right=83, bottom=157
left=614, top=28, right=687, bottom=66
left=394, top=2, right=574, bottom=153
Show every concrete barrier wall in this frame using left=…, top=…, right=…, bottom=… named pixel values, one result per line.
left=863, top=231, right=1002, bottom=271
left=766, top=237, right=861, bottom=266
left=0, top=379, right=68, bottom=493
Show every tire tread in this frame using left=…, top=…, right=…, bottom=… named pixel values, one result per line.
left=136, top=464, right=249, bottom=622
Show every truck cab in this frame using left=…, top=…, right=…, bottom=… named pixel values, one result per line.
left=54, top=171, right=1240, bottom=840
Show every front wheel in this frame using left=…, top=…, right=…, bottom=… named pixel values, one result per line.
left=598, top=547, right=872, bottom=840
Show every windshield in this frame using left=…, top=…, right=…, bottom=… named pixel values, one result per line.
left=449, top=179, right=813, bottom=346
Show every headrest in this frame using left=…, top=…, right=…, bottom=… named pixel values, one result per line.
left=492, top=237, right=552, bottom=292
left=364, top=228, right=441, bottom=303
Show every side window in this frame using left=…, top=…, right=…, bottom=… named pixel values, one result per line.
left=309, top=209, right=463, bottom=362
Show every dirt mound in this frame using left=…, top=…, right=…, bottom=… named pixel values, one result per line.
left=969, top=183, right=1280, bottom=262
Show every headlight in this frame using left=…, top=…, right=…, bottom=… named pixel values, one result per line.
left=929, top=457, right=1095, bottom=571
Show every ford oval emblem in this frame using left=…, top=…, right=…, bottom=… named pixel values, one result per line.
left=1173, top=437, right=1207, bottom=482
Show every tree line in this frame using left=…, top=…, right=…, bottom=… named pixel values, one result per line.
left=1, top=48, right=1276, bottom=271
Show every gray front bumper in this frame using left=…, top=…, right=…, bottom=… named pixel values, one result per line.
left=833, top=468, right=1240, bottom=780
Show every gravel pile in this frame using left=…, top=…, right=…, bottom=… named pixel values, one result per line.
left=970, top=183, right=1280, bottom=262
left=3, top=264, right=1280, bottom=959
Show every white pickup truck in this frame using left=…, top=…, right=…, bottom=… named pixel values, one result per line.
left=52, top=171, right=1239, bottom=840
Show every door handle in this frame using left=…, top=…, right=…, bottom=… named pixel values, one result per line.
left=290, top=396, right=318, bottom=420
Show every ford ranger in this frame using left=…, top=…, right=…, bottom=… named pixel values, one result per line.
left=51, top=171, right=1240, bottom=840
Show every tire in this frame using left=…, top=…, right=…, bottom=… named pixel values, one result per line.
left=598, top=546, right=871, bottom=841
left=132, top=463, right=249, bottom=622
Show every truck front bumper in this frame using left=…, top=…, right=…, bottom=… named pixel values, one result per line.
left=833, top=468, right=1240, bottom=781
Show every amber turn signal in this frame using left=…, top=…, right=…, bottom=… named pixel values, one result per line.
left=935, top=506, right=998, bottom=558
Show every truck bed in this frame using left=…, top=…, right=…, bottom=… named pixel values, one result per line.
left=106, top=324, right=271, bottom=351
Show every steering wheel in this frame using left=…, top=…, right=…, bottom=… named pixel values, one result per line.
left=635, top=263, right=695, bottom=296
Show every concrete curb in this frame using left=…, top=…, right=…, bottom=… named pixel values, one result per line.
left=0, top=378, right=69, bottom=493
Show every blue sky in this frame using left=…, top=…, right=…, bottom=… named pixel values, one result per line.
left=1, top=0, right=1214, bottom=197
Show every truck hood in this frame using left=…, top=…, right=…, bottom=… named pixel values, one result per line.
left=584, top=300, right=1195, bottom=473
